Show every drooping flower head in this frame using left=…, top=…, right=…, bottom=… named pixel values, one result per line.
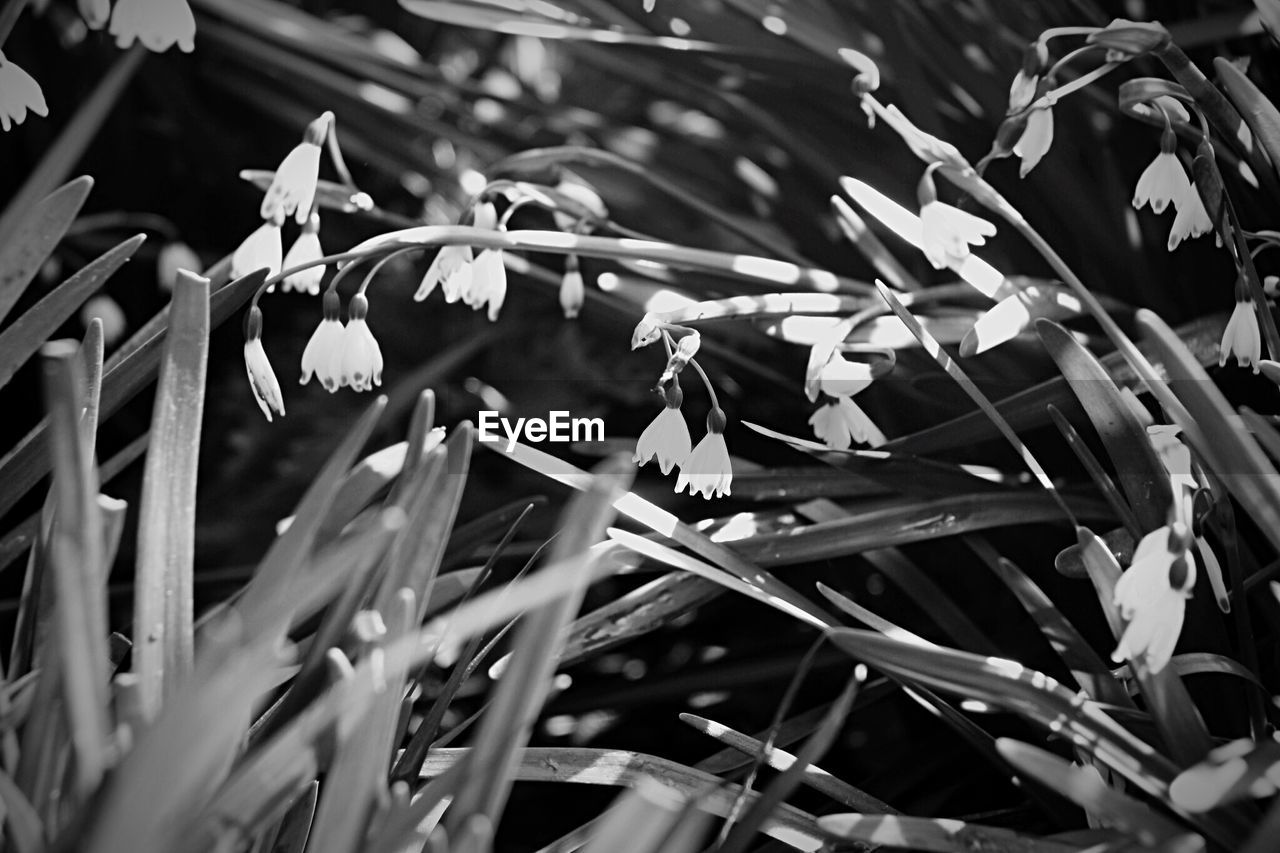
left=109, top=0, right=196, bottom=53
left=632, top=314, right=662, bottom=350
left=300, top=290, right=345, bottom=392
left=261, top=112, right=332, bottom=225
left=0, top=52, right=48, bottom=133
left=675, top=408, right=733, bottom=500
left=1013, top=99, right=1054, bottom=178
left=281, top=212, right=325, bottom=295
left=814, top=352, right=875, bottom=398
left=416, top=244, right=473, bottom=303
left=1133, top=126, right=1190, bottom=215
left=463, top=202, right=507, bottom=320
left=560, top=263, right=584, bottom=319
left=634, top=381, right=691, bottom=475
left=917, top=166, right=997, bottom=270
left=1006, top=40, right=1048, bottom=115
left=243, top=306, right=285, bottom=422
left=337, top=293, right=383, bottom=392
left=1112, top=523, right=1195, bottom=674
left=231, top=215, right=284, bottom=281
left=1167, top=181, right=1213, bottom=250
left=1219, top=298, right=1262, bottom=373
left=809, top=395, right=886, bottom=450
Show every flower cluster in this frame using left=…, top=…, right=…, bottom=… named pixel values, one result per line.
left=232, top=112, right=333, bottom=284
left=1132, top=126, right=1212, bottom=251
left=631, top=326, right=733, bottom=499
left=1112, top=523, right=1196, bottom=674
left=300, top=291, right=384, bottom=393
left=414, top=202, right=508, bottom=321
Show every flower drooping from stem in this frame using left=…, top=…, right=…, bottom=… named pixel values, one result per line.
left=338, top=293, right=384, bottom=392
left=300, top=290, right=345, bottom=392
left=675, top=408, right=733, bottom=499
left=917, top=165, right=997, bottom=270
left=1219, top=297, right=1262, bottom=373
left=560, top=257, right=585, bottom=319
left=634, top=381, right=691, bottom=476
left=1132, top=127, right=1190, bottom=215
left=232, top=215, right=284, bottom=281
left=282, top=212, right=326, bottom=295
left=109, top=0, right=196, bottom=52
left=261, top=112, right=331, bottom=225
left=243, top=306, right=285, bottom=422
left=1112, top=523, right=1195, bottom=674
left=0, top=52, right=48, bottom=132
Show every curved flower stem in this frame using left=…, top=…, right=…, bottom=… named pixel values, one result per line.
left=356, top=246, right=424, bottom=296
left=1004, top=209, right=1199, bottom=433
left=688, top=357, right=721, bottom=413
left=1040, top=26, right=1103, bottom=41
left=349, top=226, right=874, bottom=295
left=324, top=115, right=360, bottom=193
left=1037, top=59, right=1122, bottom=105
left=486, top=145, right=812, bottom=265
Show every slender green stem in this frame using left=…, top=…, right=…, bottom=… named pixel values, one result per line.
left=1037, top=60, right=1122, bottom=106
left=324, top=116, right=358, bottom=192
left=357, top=246, right=423, bottom=296
left=689, top=357, right=720, bottom=413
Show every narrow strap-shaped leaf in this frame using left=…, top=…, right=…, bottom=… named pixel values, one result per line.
left=826, top=627, right=1248, bottom=848
left=40, top=342, right=110, bottom=799
left=1171, top=738, right=1280, bottom=812
left=818, top=812, right=1078, bottom=853
left=1215, top=57, right=1280, bottom=183
left=607, top=528, right=828, bottom=628
left=0, top=46, right=145, bottom=250
left=444, top=455, right=632, bottom=833
left=0, top=266, right=261, bottom=525
left=0, top=234, right=144, bottom=394
left=421, top=747, right=829, bottom=852
left=720, top=671, right=863, bottom=853
left=306, top=591, right=416, bottom=853
left=888, top=314, right=1226, bottom=455
left=741, top=420, right=1010, bottom=497
left=875, top=282, right=1077, bottom=525
left=230, top=395, right=387, bottom=645
left=375, top=423, right=472, bottom=621
left=678, top=711, right=895, bottom=813
left=997, top=739, right=1198, bottom=849
left=486, top=439, right=838, bottom=623
left=132, top=270, right=210, bottom=720
left=1136, top=309, right=1280, bottom=555
left=1037, top=320, right=1171, bottom=533
left=965, top=537, right=1134, bottom=708
left=0, top=177, right=94, bottom=326
left=1046, top=405, right=1144, bottom=540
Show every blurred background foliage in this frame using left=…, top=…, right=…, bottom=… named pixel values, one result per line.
left=2, top=0, right=1279, bottom=848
